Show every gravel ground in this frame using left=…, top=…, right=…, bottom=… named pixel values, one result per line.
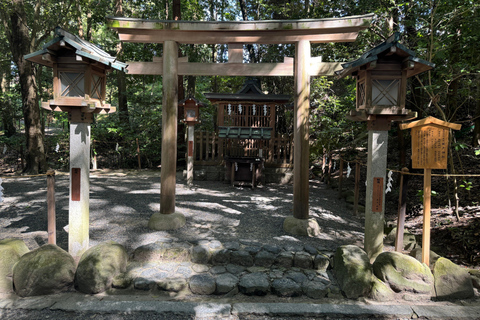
left=0, top=170, right=364, bottom=254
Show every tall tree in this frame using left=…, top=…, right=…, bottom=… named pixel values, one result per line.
left=1, top=0, right=47, bottom=173
left=115, top=0, right=130, bottom=125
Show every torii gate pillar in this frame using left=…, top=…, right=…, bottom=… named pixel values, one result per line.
left=149, top=40, right=186, bottom=230
left=284, top=40, right=321, bottom=237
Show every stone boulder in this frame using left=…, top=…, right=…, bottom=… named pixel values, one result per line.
left=0, top=239, right=29, bottom=293
left=469, top=269, right=480, bottom=290
left=189, top=274, right=216, bottom=295
left=131, top=241, right=192, bottom=263
left=333, top=245, right=374, bottom=299
left=13, top=244, right=75, bottom=297
left=271, top=278, right=302, bottom=297
left=215, top=273, right=238, bottom=295
left=74, top=241, right=128, bottom=294
left=385, top=228, right=417, bottom=250
left=238, top=272, right=270, bottom=296
left=372, top=251, right=434, bottom=296
left=409, top=248, right=440, bottom=266
left=433, top=257, right=474, bottom=300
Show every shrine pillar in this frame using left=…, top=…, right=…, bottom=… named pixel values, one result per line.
left=149, top=40, right=186, bottom=230
left=284, top=39, right=320, bottom=237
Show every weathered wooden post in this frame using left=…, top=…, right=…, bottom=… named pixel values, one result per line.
left=46, top=170, right=56, bottom=245
left=336, top=33, right=434, bottom=262
left=338, top=158, right=344, bottom=198
left=354, top=158, right=361, bottom=216
left=399, top=117, right=461, bottom=265
left=395, top=167, right=409, bottom=252
left=25, top=27, right=126, bottom=258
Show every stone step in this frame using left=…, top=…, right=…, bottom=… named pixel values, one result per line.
left=117, top=239, right=340, bottom=298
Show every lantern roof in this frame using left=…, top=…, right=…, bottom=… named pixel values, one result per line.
left=204, top=78, right=290, bottom=103
left=25, top=27, right=128, bottom=72
left=399, top=116, right=461, bottom=131
left=178, top=96, right=206, bottom=107
left=336, top=33, right=434, bottom=79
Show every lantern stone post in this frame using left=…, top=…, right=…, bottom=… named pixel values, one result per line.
left=25, top=27, right=126, bottom=258
left=336, top=33, right=434, bottom=262
left=68, top=111, right=93, bottom=256
left=364, top=118, right=390, bottom=261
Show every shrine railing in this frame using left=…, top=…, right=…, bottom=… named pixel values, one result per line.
left=193, top=131, right=293, bottom=167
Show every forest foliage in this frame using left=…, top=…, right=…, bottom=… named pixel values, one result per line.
left=0, top=0, right=479, bottom=172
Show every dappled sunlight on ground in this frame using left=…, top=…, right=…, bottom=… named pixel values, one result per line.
left=0, top=171, right=365, bottom=253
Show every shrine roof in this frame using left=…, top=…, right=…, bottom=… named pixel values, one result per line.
left=336, top=33, right=435, bottom=78
left=204, top=79, right=290, bottom=103
left=107, top=14, right=374, bottom=44
left=25, top=27, right=128, bottom=72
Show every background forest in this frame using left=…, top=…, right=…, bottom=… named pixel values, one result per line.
left=0, top=0, right=479, bottom=265
left=1, top=0, right=479, bottom=173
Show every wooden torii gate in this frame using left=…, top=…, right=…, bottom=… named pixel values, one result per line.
left=108, top=14, right=373, bottom=234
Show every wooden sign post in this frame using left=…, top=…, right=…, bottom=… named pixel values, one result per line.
left=400, top=116, right=461, bottom=265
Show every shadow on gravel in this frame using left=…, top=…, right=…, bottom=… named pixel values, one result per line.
left=0, top=172, right=364, bottom=253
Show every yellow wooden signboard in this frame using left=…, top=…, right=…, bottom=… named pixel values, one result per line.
left=411, top=125, right=449, bottom=169
left=399, top=116, right=461, bottom=266
left=400, top=116, right=461, bottom=169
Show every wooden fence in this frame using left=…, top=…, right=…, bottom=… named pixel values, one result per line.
left=194, top=131, right=293, bottom=167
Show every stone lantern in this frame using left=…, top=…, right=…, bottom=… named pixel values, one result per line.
left=336, top=33, right=434, bottom=261
left=25, top=27, right=127, bottom=258
left=179, top=97, right=204, bottom=186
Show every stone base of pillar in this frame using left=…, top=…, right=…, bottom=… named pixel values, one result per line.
left=148, top=212, right=186, bottom=231
left=283, top=216, right=321, bottom=237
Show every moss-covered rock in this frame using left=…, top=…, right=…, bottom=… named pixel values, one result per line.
left=369, top=277, right=395, bottom=301
left=0, top=239, right=29, bottom=293
left=384, top=228, right=417, bottom=250
left=131, top=241, right=192, bottom=263
left=468, top=269, right=480, bottom=290
left=372, top=251, right=433, bottom=296
left=333, top=245, right=374, bottom=299
left=433, top=257, right=474, bottom=300
left=409, top=248, right=440, bottom=266
left=74, top=241, right=128, bottom=294
left=13, top=244, right=75, bottom=297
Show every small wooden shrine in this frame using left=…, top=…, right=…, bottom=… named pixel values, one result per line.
left=204, top=78, right=291, bottom=186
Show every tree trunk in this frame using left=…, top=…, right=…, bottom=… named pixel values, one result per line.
left=7, top=0, right=46, bottom=174
left=474, top=84, right=480, bottom=147
left=115, top=0, right=129, bottom=125
left=1, top=70, right=17, bottom=137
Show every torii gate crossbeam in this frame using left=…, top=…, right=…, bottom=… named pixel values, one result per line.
left=108, top=14, right=373, bottom=235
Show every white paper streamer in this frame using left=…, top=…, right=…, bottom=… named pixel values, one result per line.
left=264, top=105, right=267, bottom=116
left=385, top=170, right=393, bottom=194
left=235, top=162, right=238, bottom=171
left=238, top=104, right=242, bottom=114
left=252, top=104, right=256, bottom=115
left=333, top=161, right=336, bottom=171
left=55, top=143, right=60, bottom=153
left=228, top=104, right=232, bottom=115
left=346, top=162, right=351, bottom=178
left=116, top=143, right=119, bottom=152
left=3, top=145, right=6, bottom=154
